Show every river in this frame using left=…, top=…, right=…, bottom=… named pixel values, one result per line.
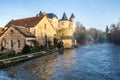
left=0, top=43, right=120, bottom=80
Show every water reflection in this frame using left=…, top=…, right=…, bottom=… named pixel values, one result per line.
left=1, top=43, right=120, bottom=80
left=0, top=70, right=12, bottom=80
left=1, top=54, right=58, bottom=80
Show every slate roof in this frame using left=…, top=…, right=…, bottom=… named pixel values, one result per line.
left=47, top=13, right=58, bottom=19
left=61, top=12, right=68, bottom=20
left=5, top=15, right=44, bottom=28
left=38, top=11, right=58, bottom=19
left=39, top=11, right=43, bottom=16
left=70, top=13, right=75, bottom=19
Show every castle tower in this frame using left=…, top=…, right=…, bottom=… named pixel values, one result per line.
left=58, top=12, right=69, bottom=29
left=39, top=11, right=43, bottom=16
left=62, top=12, right=68, bottom=20
left=70, top=13, right=75, bottom=22
left=69, top=13, right=76, bottom=32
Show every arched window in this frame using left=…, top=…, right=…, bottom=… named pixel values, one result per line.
left=18, top=40, right=20, bottom=48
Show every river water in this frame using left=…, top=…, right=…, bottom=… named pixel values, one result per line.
left=0, top=43, right=120, bottom=80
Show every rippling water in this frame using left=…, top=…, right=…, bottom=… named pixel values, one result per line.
left=1, top=43, right=120, bottom=80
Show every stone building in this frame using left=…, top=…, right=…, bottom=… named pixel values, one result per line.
left=38, top=11, right=58, bottom=30
left=0, top=25, right=35, bottom=53
left=0, top=27, right=4, bottom=35
left=57, top=12, right=76, bottom=48
left=0, top=13, right=55, bottom=52
left=0, top=11, right=76, bottom=52
left=38, top=12, right=75, bottom=38
left=5, top=14, right=55, bottom=45
left=39, top=12, right=76, bottom=48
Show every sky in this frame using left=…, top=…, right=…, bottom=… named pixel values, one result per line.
left=0, top=0, right=120, bottom=31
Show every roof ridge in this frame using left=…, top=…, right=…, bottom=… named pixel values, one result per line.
left=12, top=25, right=26, bottom=28
left=5, top=15, right=45, bottom=27
left=13, top=16, right=44, bottom=21
left=13, top=26, right=35, bottom=37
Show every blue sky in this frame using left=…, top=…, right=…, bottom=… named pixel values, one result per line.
left=0, top=0, right=120, bottom=31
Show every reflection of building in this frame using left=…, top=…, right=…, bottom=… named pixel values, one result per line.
left=0, top=11, right=75, bottom=52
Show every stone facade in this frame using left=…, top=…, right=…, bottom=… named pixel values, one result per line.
left=57, top=13, right=76, bottom=48
left=0, top=26, right=35, bottom=53
left=35, top=15, right=55, bottom=45
left=62, top=39, right=73, bottom=48
left=33, top=12, right=76, bottom=48
left=0, top=12, right=76, bottom=52
left=5, top=14, right=55, bottom=48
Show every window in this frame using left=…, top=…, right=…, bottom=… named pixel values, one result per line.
left=10, top=30, right=14, bottom=34
left=44, top=24, right=46, bottom=30
left=11, top=40, right=14, bottom=50
left=17, top=33, right=20, bottom=36
left=18, top=40, right=20, bottom=48
left=62, top=22, right=64, bottom=26
left=2, top=38, right=6, bottom=47
left=34, top=29, right=36, bottom=35
left=44, top=33, right=47, bottom=47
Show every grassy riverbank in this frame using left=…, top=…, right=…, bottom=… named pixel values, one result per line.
left=0, top=49, right=63, bottom=69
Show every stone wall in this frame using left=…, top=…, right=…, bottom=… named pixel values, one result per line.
left=0, top=27, right=26, bottom=53
left=62, top=39, right=73, bottom=48
left=58, top=21, right=69, bottom=29
left=35, top=16, right=55, bottom=46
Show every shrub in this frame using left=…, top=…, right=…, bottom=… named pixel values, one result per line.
left=22, top=45, right=31, bottom=53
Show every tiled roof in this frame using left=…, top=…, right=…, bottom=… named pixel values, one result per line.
left=5, top=15, right=44, bottom=27
left=0, top=27, right=3, bottom=31
left=13, top=25, right=35, bottom=37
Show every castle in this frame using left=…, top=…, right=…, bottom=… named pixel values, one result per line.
left=0, top=11, right=76, bottom=52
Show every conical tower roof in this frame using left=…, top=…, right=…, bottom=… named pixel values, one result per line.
left=61, top=12, right=68, bottom=20
left=39, top=11, right=43, bottom=16
left=70, top=13, right=75, bottom=19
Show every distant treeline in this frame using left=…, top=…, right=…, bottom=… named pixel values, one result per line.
left=74, top=22, right=105, bottom=45
left=106, top=22, right=120, bottom=44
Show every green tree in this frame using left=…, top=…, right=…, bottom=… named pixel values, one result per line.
left=74, top=31, right=86, bottom=44
left=22, top=45, right=31, bottom=53
left=107, top=23, right=120, bottom=44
